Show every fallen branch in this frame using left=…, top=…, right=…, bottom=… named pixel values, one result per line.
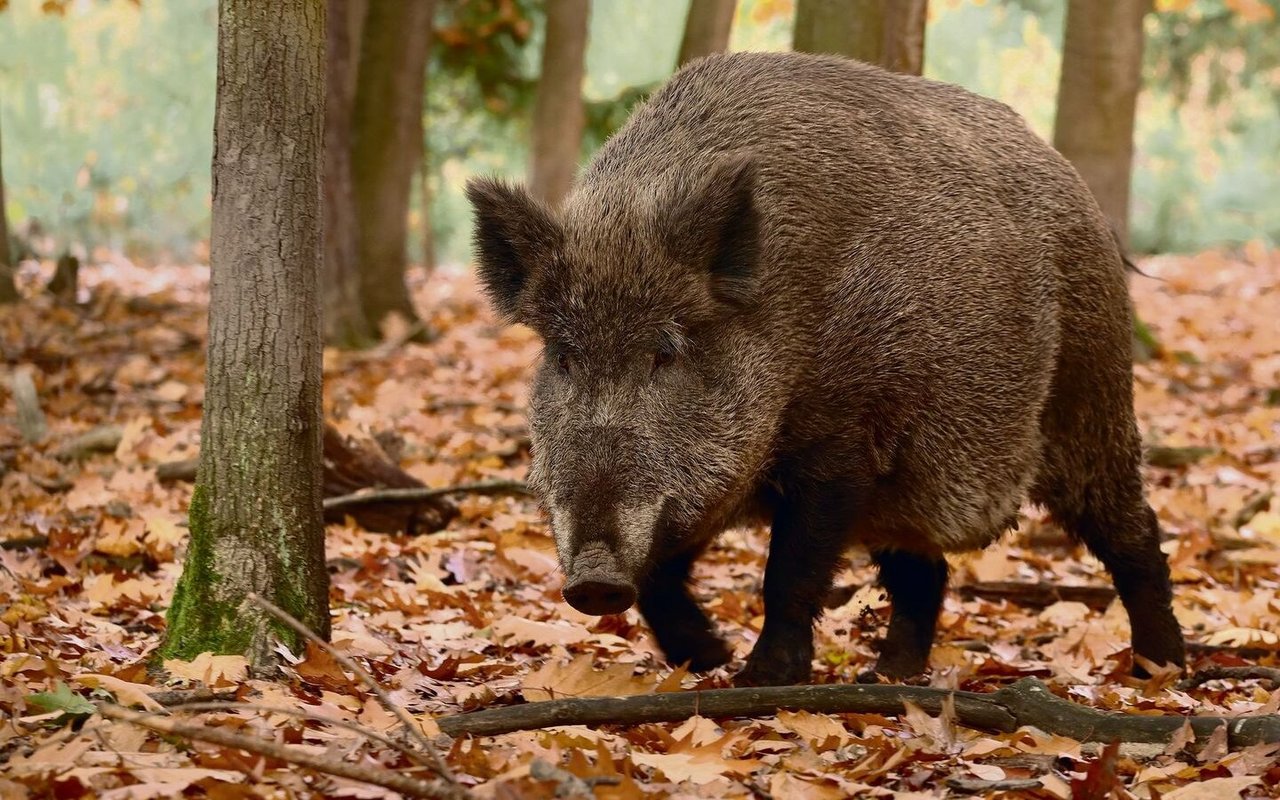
left=436, top=677, right=1280, bottom=746
left=168, top=701, right=432, bottom=767
left=97, top=703, right=461, bottom=800
left=1177, top=666, right=1280, bottom=691
left=1234, top=490, right=1274, bottom=528
left=956, top=581, right=1117, bottom=610
left=53, top=424, right=124, bottom=460
left=322, top=480, right=533, bottom=513
left=156, top=457, right=199, bottom=483
left=152, top=687, right=240, bottom=707
left=9, top=367, right=47, bottom=443
left=248, top=593, right=461, bottom=788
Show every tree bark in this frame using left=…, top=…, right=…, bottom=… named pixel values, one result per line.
left=323, top=0, right=374, bottom=348
left=1053, top=0, right=1150, bottom=247
left=677, top=0, right=737, bottom=68
left=351, top=0, right=433, bottom=333
left=792, top=0, right=884, bottom=63
left=0, top=109, right=17, bottom=304
left=160, top=0, right=330, bottom=668
left=882, top=0, right=928, bottom=76
left=528, top=0, right=590, bottom=207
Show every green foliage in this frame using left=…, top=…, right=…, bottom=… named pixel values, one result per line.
left=0, top=0, right=215, bottom=259
left=1147, top=0, right=1280, bottom=106
left=27, top=681, right=95, bottom=721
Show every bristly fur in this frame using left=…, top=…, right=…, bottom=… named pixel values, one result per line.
left=466, top=51, right=1185, bottom=686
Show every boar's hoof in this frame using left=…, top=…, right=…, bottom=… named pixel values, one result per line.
left=734, top=652, right=813, bottom=687
left=662, top=634, right=732, bottom=673
left=562, top=577, right=637, bottom=616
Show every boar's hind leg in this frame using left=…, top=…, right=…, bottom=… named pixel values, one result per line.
left=638, top=551, right=731, bottom=672
left=1046, top=480, right=1185, bottom=675
left=857, top=549, right=948, bottom=683
left=736, top=484, right=852, bottom=687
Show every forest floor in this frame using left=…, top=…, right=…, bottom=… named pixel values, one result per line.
left=1, top=247, right=1278, bottom=799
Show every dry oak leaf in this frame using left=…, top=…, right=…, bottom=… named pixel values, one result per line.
left=1201, top=627, right=1280, bottom=648
left=768, top=772, right=852, bottom=800
left=1163, top=776, right=1262, bottom=799
left=629, top=744, right=758, bottom=785
left=162, top=652, right=249, bottom=686
left=491, top=615, right=592, bottom=648
left=71, top=674, right=162, bottom=711
left=776, top=709, right=851, bottom=751
left=522, top=654, right=658, bottom=701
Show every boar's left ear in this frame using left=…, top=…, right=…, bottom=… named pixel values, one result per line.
left=663, top=153, right=760, bottom=308
left=465, top=177, right=563, bottom=322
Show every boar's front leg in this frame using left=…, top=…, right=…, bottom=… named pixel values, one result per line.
left=737, top=482, right=853, bottom=687
left=858, top=549, right=948, bottom=683
left=638, top=550, right=732, bottom=672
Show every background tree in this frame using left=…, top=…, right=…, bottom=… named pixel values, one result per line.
left=0, top=109, right=16, bottom=304
left=1053, top=0, right=1151, bottom=246
left=792, top=0, right=927, bottom=76
left=676, top=0, right=737, bottom=68
left=324, top=0, right=374, bottom=347
left=160, top=0, right=329, bottom=666
left=352, top=0, right=434, bottom=334
left=528, top=0, right=590, bottom=207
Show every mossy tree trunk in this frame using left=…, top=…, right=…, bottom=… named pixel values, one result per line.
left=793, top=0, right=928, bottom=75
left=160, top=0, right=330, bottom=667
left=323, top=0, right=374, bottom=348
left=677, top=0, right=737, bottom=68
left=1053, top=0, right=1150, bottom=247
left=528, top=0, right=590, bottom=207
left=351, top=0, right=434, bottom=334
left=0, top=109, right=17, bottom=304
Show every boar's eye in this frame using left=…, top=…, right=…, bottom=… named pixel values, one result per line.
left=555, top=350, right=572, bottom=375
left=651, top=347, right=676, bottom=373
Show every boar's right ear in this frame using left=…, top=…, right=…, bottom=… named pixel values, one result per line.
left=465, top=177, right=563, bottom=322
left=663, top=154, right=760, bottom=308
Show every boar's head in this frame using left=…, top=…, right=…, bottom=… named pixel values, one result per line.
left=466, top=155, right=775, bottom=616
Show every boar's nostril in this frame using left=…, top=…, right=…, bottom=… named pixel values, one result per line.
left=562, top=577, right=637, bottom=616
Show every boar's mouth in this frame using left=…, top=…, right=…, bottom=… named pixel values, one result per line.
left=560, top=542, right=638, bottom=616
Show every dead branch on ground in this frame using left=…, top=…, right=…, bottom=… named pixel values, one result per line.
left=436, top=677, right=1280, bottom=746
left=97, top=703, right=465, bottom=800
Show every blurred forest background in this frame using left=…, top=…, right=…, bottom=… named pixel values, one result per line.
left=0, top=0, right=1278, bottom=277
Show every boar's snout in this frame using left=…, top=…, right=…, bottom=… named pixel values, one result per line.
left=561, top=543, right=637, bottom=616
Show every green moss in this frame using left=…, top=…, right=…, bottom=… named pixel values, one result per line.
left=156, top=482, right=317, bottom=664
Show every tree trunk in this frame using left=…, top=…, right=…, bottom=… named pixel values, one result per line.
left=528, top=0, right=590, bottom=207
left=882, top=0, right=928, bottom=76
left=323, top=0, right=374, bottom=348
left=1053, top=0, right=1149, bottom=246
left=677, top=0, right=737, bottom=68
left=160, top=0, right=329, bottom=667
left=0, top=110, right=17, bottom=304
left=792, top=0, right=883, bottom=63
left=351, top=0, right=433, bottom=333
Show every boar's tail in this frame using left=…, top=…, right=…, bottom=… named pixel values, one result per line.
left=1110, top=226, right=1159, bottom=280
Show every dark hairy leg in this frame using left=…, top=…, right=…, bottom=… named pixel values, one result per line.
left=857, top=548, right=948, bottom=683
left=1057, top=491, right=1185, bottom=674
left=736, top=482, right=852, bottom=687
left=637, top=550, right=731, bottom=672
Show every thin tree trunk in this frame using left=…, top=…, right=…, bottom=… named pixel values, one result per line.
left=351, top=0, right=433, bottom=333
left=677, top=0, right=737, bottom=68
left=0, top=109, right=17, bottom=304
left=792, top=0, right=883, bottom=63
left=1053, top=0, right=1149, bottom=246
left=528, top=0, right=590, bottom=207
left=323, top=0, right=374, bottom=348
left=419, top=153, right=436, bottom=274
left=160, top=0, right=329, bottom=668
left=882, top=0, right=928, bottom=76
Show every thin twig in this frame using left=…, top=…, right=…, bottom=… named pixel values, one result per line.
left=168, top=701, right=433, bottom=767
left=247, top=593, right=460, bottom=788
left=97, top=703, right=460, bottom=800
left=322, top=480, right=532, bottom=513
left=1177, top=666, right=1280, bottom=691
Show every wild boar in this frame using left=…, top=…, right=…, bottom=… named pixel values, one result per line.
left=466, top=51, right=1185, bottom=686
